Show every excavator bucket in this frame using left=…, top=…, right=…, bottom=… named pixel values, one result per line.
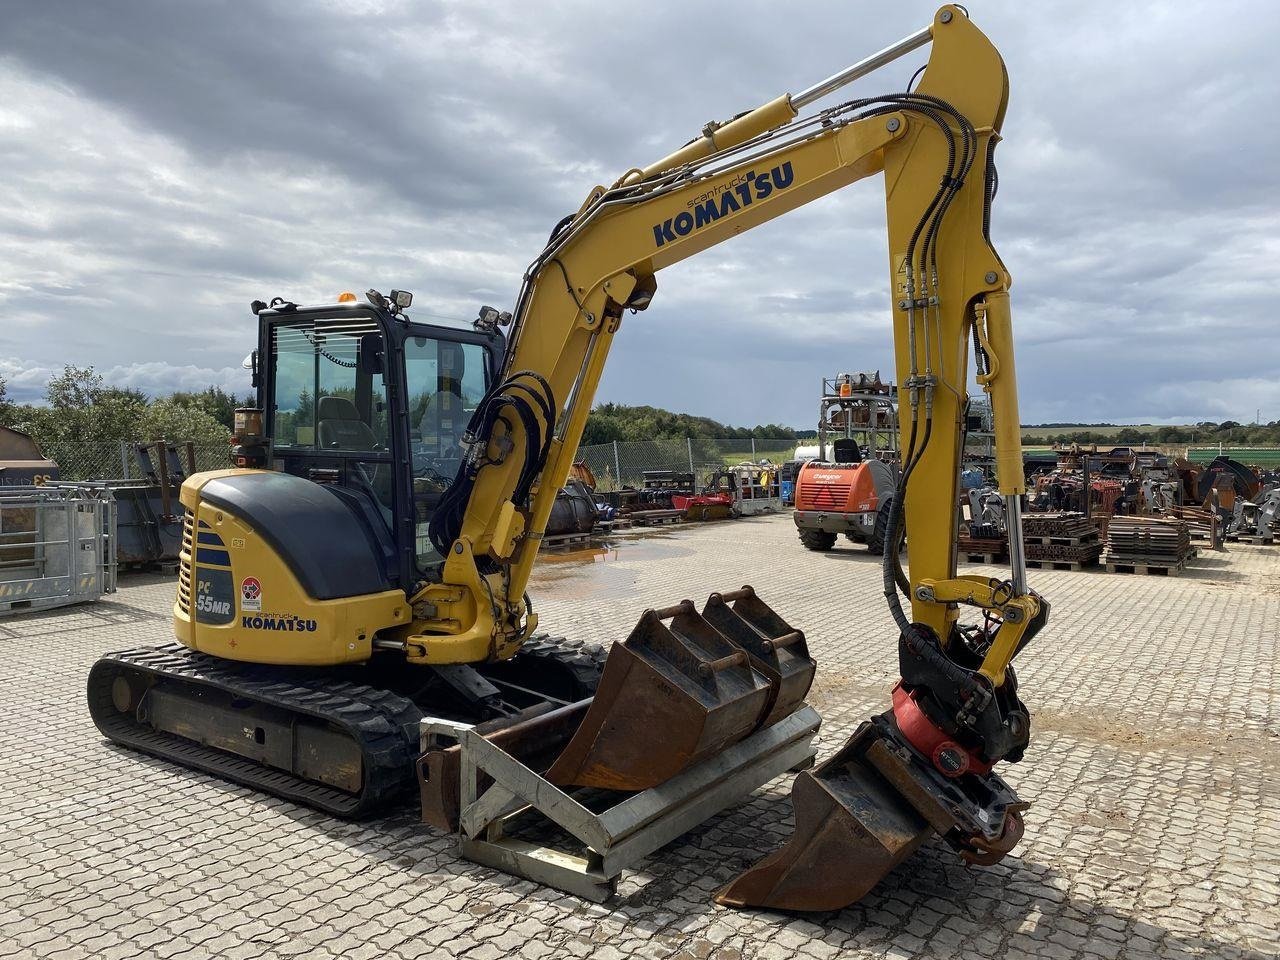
left=546, top=593, right=783, bottom=791
left=717, top=714, right=1026, bottom=912
left=701, top=587, right=815, bottom=729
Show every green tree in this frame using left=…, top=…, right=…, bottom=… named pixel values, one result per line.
left=168, top=386, right=244, bottom=430
left=581, top=402, right=799, bottom=445
left=0, top=374, right=11, bottom=427
left=46, top=365, right=104, bottom=409
left=139, top=397, right=232, bottom=450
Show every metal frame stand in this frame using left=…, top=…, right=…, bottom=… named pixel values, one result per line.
left=0, top=485, right=116, bottom=616
left=423, top=705, right=821, bottom=902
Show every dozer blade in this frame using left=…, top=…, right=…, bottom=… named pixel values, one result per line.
left=717, top=714, right=1026, bottom=912
left=545, top=593, right=781, bottom=791
left=701, top=586, right=815, bottom=729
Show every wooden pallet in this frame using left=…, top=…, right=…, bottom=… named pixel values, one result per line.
left=1227, top=534, right=1274, bottom=546
left=594, top=519, right=633, bottom=532
left=1025, top=534, right=1099, bottom=546
left=540, top=532, right=592, bottom=551
left=960, top=552, right=1005, bottom=564
left=629, top=509, right=684, bottom=526
left=1025, top=558, right=1096, bottom=572
left=1105, top=560, right=1185, bottom=576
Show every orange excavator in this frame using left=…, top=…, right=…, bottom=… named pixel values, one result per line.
left=89, top=6, right=1046, bottom=910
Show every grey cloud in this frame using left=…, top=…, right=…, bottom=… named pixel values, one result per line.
left=0, top=1, right=1277, bottom=429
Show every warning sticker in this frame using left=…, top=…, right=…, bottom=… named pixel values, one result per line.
left=241, top=576, right=262, bottom=612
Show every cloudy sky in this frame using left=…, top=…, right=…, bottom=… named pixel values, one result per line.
left=2, top=1, right=1277, bottom=428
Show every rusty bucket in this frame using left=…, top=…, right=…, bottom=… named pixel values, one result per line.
left=545, top=598, right=774, bottom=791
left=717, top=715, right=1026, bottom=912
left=701, top=587, right=815, bottom=729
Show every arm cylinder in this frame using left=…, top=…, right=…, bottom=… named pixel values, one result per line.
left=979, top=291, right=1025, bottom=496
left=979, top=290, right=1029, bottom=595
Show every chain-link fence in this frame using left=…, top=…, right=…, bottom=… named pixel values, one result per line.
left=38, top=435, right=802, bottom=488
left=39, top=440, right=233, bottom=482
left=576, top=438, right=799, bottom=491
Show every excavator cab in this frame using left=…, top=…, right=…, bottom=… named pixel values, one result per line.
left=254, top=297, right=505, bottom=577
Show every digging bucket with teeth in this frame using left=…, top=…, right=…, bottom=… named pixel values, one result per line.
left=717, top=713, right=1027, bottom=912
left=545, top=588, right=810, bottom=792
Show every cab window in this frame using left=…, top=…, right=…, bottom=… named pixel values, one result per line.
left=271, top=318, right=389, bottom=451
left=405, top=334, right=490, bottom=568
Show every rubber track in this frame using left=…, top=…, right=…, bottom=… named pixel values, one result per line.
left=516, top=634, right=607, bottom=697
left=87, top=643, right=421, bottom=819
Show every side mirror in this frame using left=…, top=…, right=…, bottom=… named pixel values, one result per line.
left=359, top=333, right=385, bottom=376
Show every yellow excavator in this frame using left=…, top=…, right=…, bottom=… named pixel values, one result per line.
left=89, top=6, right=1047, bottom=911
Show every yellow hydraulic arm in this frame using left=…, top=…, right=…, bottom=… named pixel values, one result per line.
left=405, top=5, right=1042, bottom=693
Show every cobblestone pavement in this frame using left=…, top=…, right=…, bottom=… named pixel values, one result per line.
left=2, top=514, right=1278, bottom=959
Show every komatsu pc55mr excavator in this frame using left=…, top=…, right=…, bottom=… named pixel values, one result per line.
left=89, top=6, right=1047, bottom=911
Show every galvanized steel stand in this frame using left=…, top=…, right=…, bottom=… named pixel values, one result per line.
left=423, top=705, right=821, bottom=902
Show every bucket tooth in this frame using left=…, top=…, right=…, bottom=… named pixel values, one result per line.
left=545, top=597, right=773, bottom=791
left=718, top=715, right=1027, bottom=912
left=701, top=586, right=815, bottom=728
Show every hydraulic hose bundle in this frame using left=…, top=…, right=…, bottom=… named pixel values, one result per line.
left=854, top=92, right=982, bottom=632
left=428, top=371, right=556, bottom=558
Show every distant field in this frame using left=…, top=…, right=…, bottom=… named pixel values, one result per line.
left=1019, top=424, right=1177, bottom=440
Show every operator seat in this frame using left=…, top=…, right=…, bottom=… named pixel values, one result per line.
left=317, top=396, right=378, bottom=450
left=833, top=437, right=863, bottom=463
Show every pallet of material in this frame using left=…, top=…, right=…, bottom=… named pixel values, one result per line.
left=629, top=509, right=684, bottom=526
left=957, top=534, right=1006, bottom=565
left=1103, top=515, right=1192, bottom=572
left=1026, top=541, right=1103, bottom=564
left=1168, top=506, right=1217, bottom=541
left=1021, top=512, right=1099, bottom=541
left=1020, top=513, right=1102, bottom=565
left=958, top=536, right=1006, bottom=552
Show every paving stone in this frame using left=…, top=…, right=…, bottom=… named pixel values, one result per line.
left=0, top=518, right=1276, bottom=960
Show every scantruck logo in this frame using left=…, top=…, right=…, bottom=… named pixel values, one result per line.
left=652, top=162, right=795, bottom=247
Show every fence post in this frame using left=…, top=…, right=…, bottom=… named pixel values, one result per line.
left=687, top=437, right=695, bottom=476
left=613, top=440, right=621, bottom=486
left=119, top=440, right=130, bottom=479
left=751, top=438, right=756, bottom=460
